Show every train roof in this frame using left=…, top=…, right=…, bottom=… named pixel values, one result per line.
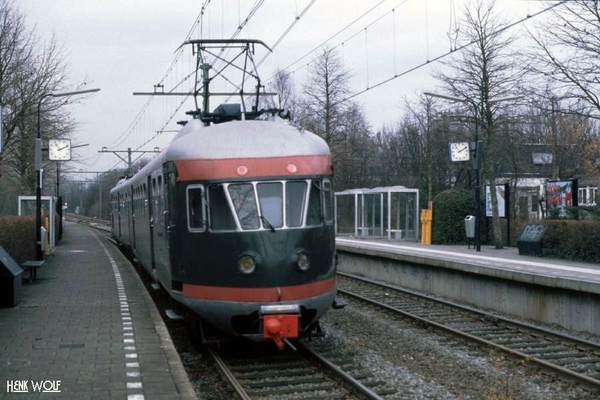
left=112, top=118, right=330, bottom=190
left=166, top=118, right=329, bottom=160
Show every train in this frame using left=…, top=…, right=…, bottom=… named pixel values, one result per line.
left=109, top=105, right=338, bottom=349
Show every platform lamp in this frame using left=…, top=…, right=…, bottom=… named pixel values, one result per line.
left=36, top=88, right=100, bottom=260
left=423, top=92, right=519, bottom=252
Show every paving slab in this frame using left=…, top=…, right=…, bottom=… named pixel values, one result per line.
left=0, top=222, right=196, bottom=400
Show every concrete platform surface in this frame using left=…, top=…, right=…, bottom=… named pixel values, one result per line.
left=0, top=222, right=197, bottom=399
left=336, top=237, right=600, bottom=294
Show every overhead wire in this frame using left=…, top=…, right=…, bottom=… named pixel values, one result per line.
left=111, top=0, right=270, bottom=167
left=332, top=0, right=568, bottom=107
left=264, top=0, right=390, bottom=83
left=223, top=0, right=318, bottom=103
left=274, top=0, right=409, bottom=83
left=256, top=0, right=317, bottom=66
left=105, top=5, right=205, bottom=150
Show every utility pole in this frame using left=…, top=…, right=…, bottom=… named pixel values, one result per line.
left=35, top=88, right=100, bottom=260
left=98, top=147, right=160, bottom=177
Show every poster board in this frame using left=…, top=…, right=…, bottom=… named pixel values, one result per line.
left=546, top=179, right=578, bottom=218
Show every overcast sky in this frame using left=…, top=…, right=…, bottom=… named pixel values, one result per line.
left=21, top=0, right=543, bottom=176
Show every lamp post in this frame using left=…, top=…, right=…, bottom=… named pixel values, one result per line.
left=423, top=92, right=519, bottom=252
left=36, top=88, right=100, bottom=260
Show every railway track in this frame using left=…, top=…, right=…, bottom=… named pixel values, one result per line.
left=338, top=272, right=600, bottom=390
left=208, top=340, right=398, bottom=399
left=65, top=214, right=112, bottom=232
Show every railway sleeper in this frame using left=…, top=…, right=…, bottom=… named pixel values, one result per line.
left=243, top=375, right=327, bottom=388
left=569, top=365, right=600, bottom=373
left=480, top=333, right=525, bottom=341
left=236, top=367, right=314, bottom=379
left=228, top=361, right=305, bottom=372
left=509, top=342, right=556, bottom=349
left=461, top=327, right=509, bottom=334
left=519, top=347, right=571, bottom=355
left=377, top=388, right=400, bottom=396
left=349, top=371, right=374, bottom=380
left=535, top=352, right=589, bottom=360
left=495, top=339, right=542, bottom=346
left=246, top=383, right=339, bottom=397
left=360, top=379, right=387, bottom=388
left=553, top=357, right=600, bottom=366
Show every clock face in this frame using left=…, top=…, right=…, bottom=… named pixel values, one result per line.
left=449, top=142, right=470, bottom=162
left=48, top=139, right=71, bottom=161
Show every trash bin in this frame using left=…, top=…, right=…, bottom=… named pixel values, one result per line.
left=464, top=215, right=475, bottom=239
left=0, top=246, right=22, bottom=308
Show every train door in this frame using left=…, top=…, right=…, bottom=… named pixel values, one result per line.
left=110, top=194, right=115, bottom=233
left=131, top=187, right=136, bottom=250
left=118, top=193, right=122, bottom=238
left=147, top=175, right=156, bottom=271
left=164, top=162, right=179, bottom=283
left=152, top=170, right=172, bottom=290
left=125, top=191, right=133, bottom=246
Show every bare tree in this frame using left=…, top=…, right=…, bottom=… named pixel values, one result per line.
left=530, top=1, right=600, bottom=114
left=0, top=0, right=79, bottom=198
left=296, top=46, right=374, bottom=190
left=433, top=0, right=523, bottom=248
left=529, top=2, right=600, bottom=188
left=297, top=46, right=352, bottom=153
left=262, top=69, right=297, bottom=117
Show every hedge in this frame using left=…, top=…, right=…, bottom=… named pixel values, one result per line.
left=542, top=219, right=600, bottom=263
left=0, top=215, right=36, bottom=264
left=432, top=189, right=474, bottom=245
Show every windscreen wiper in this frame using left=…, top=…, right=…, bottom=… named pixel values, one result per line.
left=260, top=215, right=276, bottom=232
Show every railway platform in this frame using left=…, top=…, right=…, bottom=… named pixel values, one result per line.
left=336, top=236, right=600, bottom=289
left=336, top=236, right=600, bottom=336
left=0, top=222, right=196, bottom=399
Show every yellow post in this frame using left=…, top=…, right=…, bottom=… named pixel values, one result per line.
left=44, top=215, right=50, bottom=256
left=420, top=209, right=433, bottom=245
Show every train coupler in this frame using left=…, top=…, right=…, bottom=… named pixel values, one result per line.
left=260, top=305, right=300, bottom=350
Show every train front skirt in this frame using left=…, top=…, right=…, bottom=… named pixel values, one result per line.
left=181, top=288, right=336, bottom=348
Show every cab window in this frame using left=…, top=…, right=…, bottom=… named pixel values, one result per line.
left=187, top=185, right=205, bottom=231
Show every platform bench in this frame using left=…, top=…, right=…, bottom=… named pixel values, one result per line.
left=21, top=260, right=45, bottom=283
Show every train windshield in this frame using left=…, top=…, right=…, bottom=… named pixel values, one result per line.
left=199, top=179, right=331, bottom=232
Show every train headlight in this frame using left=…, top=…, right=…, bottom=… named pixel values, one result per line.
left=292, top=250, right=310, bottom=272
left=238, top=253, right=257, bottom=275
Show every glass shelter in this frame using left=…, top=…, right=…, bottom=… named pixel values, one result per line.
left=335, top=186, right=420, bottom=241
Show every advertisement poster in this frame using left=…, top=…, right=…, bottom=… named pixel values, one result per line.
left=485, top=184, right=508, bottom=218
left=546, top=179, right=578, bottom=217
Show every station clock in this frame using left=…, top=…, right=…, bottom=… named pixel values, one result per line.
left=48, top=139, right=72, bottom=161
left=448, top=142, right=470, bottom=162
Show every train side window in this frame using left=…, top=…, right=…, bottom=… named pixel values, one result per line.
left=228, top=183, right=260, bottom=230
left=323, top=179, right=333, bottom=222
left=187, top=185, right=206, bottom=232
left=285, top=181, right=307, bottom=227
left=208, top=185, right=237, bottom=231
left=306, top=180, right=322, bottom=226
left=257, top=182, right=283, bottom=228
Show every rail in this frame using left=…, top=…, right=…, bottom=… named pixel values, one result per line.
left=338, top=272, right=600, bottom=390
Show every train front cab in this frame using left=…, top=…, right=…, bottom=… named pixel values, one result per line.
left=172, top=175, right=337, bottom=348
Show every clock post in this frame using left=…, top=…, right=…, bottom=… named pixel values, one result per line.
left=35, top=88, right=100, bottom=260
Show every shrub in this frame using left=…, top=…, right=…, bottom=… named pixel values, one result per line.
left=0, top=216, right=36, bottom=264
left=432, top=189, right=475, bottom=244
left=543, top=219, right=600, bottom=263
